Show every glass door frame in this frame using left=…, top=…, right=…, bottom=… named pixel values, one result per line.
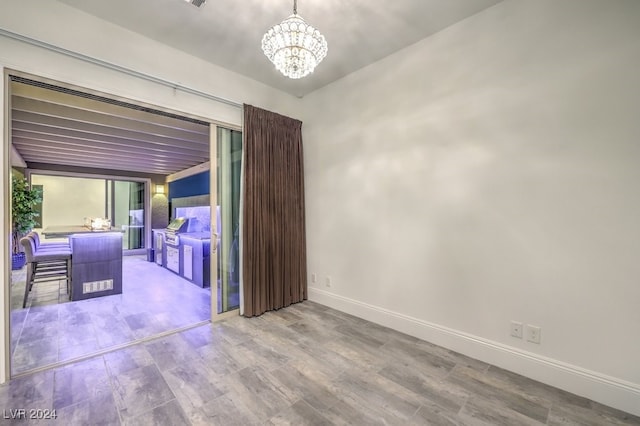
left=24, top=169, right=152, bottom=254
left=1, top=68, right=243, bottom=382
left=209, top=123, right=241, bottom=321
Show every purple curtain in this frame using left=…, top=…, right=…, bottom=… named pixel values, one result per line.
left=242, top=104, right=307, bottom=317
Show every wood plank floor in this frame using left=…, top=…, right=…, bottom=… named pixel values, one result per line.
left=1, top=301, right=638, bottom=425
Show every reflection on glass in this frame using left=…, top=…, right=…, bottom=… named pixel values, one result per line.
left=217, top=127, right=242, bottom=313
left=175, top=206, right=211, bottom=232
left=113, top=180, right=145, bottom=250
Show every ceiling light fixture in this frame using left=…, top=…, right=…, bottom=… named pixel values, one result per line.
left=261, top=0, right=328, bottom=79
left=183, top=0, right=206, bottom=8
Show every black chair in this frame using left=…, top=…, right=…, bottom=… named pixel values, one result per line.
left=20, top=236, right=72, bottom=308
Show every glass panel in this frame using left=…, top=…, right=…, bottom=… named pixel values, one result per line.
left=217, top=127, right=242, bottom=313
left=112, top=180, right=145, bottom=250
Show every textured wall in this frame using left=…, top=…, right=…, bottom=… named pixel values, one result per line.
left=302, top=0, right=640, bottom=414
left=151, top=194, right=169, bottom=230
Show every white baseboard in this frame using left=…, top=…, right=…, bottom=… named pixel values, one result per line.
left=308, top=287, right=640, bottom=417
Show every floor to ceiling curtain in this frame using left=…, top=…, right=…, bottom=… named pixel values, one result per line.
left=242, top=104, right=307, bottom=317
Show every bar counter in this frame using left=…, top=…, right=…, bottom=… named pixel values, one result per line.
left=42, top=225, right=124, bottom=239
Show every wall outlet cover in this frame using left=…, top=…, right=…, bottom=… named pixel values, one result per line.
left=511, top=321, right=523, bottom=338
left=526, top=324, right=542, bottom=344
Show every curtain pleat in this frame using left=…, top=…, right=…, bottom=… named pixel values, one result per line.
left=242, top=104, right=307, bottom=317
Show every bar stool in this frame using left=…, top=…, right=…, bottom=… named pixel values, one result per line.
left=28, top=231, right=70, bottom=250
left=19, top=236, right=72, bottom=308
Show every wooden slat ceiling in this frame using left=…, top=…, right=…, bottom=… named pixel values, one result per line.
left=10, top=78, right=210, bottom=176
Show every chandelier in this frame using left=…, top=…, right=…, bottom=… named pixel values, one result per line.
left=261, top=0, right=328, bottom=79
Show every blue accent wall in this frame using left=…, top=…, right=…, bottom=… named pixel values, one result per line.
left=169, top=171, right=210, bottom=200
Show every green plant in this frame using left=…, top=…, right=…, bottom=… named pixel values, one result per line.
left=11, top=174, right=42, bottom=254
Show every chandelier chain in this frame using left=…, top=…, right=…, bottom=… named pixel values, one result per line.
left=293, top=0, right=297, bottom=15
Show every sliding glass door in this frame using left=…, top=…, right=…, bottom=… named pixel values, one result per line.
left=29, top=174, right=147, bottom=251
left=111, top=180, right=145, bottom=250
left=213, top=126, right=242, bottom=314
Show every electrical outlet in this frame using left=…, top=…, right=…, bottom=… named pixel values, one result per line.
left=311, top=273, right=317, bottom=284
left=526, top=325, right=541, bottom=344
left=510, top=321, right=523, bottom=338
left=325, top=276, right=331, bottom=287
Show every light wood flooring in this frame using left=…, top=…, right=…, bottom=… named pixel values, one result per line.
left=1, top=301, right=639, bottom=425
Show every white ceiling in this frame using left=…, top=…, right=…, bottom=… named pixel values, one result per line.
left=11, top=0, right=503, bottom=176
left=57, top=0, right=503, bottom=98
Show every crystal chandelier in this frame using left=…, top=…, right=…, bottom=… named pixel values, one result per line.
left=261, top=0, right=328, bottom=79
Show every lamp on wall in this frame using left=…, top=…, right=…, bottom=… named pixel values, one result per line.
left=262, top=0, right=328, bottom=79
left=155, top=184, right=165, bottom=195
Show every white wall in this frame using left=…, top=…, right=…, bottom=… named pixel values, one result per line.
left=31, top=175, right=106, bottom=228
left=0, top=0, right=301, bottom=385
left=302, top=0, right=640, bottom=415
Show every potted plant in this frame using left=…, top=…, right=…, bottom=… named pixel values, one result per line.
left=11, top=174, right=42, bottom=270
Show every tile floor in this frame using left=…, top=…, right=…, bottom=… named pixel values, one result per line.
left=10, top=255, right=211, bottom=375
left=1, top=301, right=639, bottom=425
